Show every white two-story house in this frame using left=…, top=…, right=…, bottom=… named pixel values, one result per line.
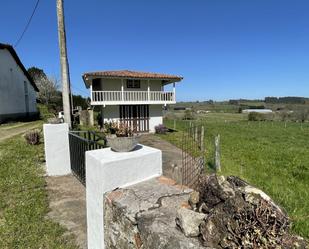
left=82, top=70, right=183, bottom=132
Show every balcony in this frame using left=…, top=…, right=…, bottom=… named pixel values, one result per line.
left=91, top=91, right=175, bottom=105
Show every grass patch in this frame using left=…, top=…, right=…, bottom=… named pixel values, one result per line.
left=162, top=114, right=309, bottom=238
left=0, top=135, right=77, bottom=249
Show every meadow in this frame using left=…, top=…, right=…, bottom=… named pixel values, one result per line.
left=162, top=113, right=309, bottom=238
left=0, top=133, right=77, bottom=248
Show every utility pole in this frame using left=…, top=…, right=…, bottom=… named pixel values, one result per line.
left=56, top=0, right=72, bottom=127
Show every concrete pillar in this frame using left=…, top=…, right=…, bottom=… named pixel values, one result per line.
left=88, top=109, right=94, bottom=126
left=86, top=145, right=162, bottom=249
left=43, top=123, right=71, bottom=176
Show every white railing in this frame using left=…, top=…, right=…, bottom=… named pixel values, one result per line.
left=92, top=91, right=175, bottom=103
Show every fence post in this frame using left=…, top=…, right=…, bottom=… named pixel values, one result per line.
left=201, top=126, right=205, bottom=152
left=215, top=134, right=221, bottom=172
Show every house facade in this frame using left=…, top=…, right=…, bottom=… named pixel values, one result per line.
left=82, top=70, right=183, bottom=132
left=0, top=43, right=39, bottom=123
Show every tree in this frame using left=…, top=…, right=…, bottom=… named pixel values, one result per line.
left=73, top=95, right=90, bottom=110
left=28, top=67, right=60, bottom=105
left=28, top=66, right=47, bottom=80
left=57, top=0, right=72, bottom=127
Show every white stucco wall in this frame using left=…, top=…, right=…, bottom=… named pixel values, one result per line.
left=102, top=105, right=120, bottom=122
left=0, top=49, right=37, bottom=119
left=149, top=105, right=163, bottom=132
left=43, top=123, right=71, bottom=176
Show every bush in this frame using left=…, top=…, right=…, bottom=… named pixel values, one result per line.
left=155, top=124, right=168, bottom=134
left=37, top=104, right=55, bottom=121
left=24, top=129, right=41, bottom=145
left=183, top=110, right=195, bottom=120
left=248, top=112, right=267, bottom=121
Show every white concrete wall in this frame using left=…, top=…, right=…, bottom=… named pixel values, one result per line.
left=0, top=49, right=37, bottom=117
left=43, top=123, right=71, bottom=176
left=86, top=145, right=162, bottom=249
left=102, top=105, right=120, bottom=122
left=149, top=105, right=163, bottom=132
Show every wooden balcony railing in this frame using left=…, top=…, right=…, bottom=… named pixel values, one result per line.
left=91, top=91, right=175, bottom=104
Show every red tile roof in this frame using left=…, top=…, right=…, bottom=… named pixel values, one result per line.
left=83, top=70, right=183, bottom=81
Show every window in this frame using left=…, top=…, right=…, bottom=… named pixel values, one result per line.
left=126, top=79, right=140, bottom=88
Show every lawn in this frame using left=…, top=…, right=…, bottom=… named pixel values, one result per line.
left=163, top=114, right=309, bottom=239
left=0, top=133, right=77, bottom=248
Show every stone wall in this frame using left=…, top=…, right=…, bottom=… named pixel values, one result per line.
left=103, top=176, right=205, bottom=249
left=103, top=175, right=308, bottom=249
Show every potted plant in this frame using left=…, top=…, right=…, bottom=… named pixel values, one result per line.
left=104, top=121, right=138, bottom=152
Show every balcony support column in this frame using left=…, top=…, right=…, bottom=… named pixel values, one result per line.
left=90, top=84, right=93, bottom=102
left=121, top=79, right=124, bottom=101
left=147, top=80, right=150, bottom=101
left=173, top=82, right=176, bottom=101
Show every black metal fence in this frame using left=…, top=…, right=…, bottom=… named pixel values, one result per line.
left=69, top=130, right=106, bottom=185
left=182, top=125, right=206, bottom=189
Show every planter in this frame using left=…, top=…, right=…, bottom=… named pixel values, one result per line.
left=106, top=135, right=138, bottom=152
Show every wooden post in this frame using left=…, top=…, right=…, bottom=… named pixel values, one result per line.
left=215, top=134, right=221, bottom=172
left=201, top=126, right=205, bottom=152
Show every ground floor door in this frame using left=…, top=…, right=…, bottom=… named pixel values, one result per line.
left=119, top=105, right=149, bottom=132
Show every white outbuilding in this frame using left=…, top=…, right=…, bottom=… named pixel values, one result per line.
left=0, top=43, right=39, bottom=123
left=242, top=109, right=273, bottom=114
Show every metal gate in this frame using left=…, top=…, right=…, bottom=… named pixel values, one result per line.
left=69, top=131, right=106, bottom=185
left=182, top=125, right=206, bottom=189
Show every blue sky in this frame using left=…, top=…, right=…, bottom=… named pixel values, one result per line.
left=1, top=0, right=308, bottom=101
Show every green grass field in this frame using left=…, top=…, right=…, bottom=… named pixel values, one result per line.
left=0, top=134, right=77, bottom=249
left=162, top=113, right=309, bottom=238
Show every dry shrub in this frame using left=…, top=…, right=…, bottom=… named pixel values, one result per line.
left=24, top=129, right=41, bottom=145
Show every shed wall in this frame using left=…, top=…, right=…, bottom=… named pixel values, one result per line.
left=0, top=49, right=37, bottom=122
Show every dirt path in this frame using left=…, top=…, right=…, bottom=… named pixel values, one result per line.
left=0, top=121, right=42, bottom=142
left=46, top=175, right=87, bottom=249
left=138, top=134, right=183, bottom=181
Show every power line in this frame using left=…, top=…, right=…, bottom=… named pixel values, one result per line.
left=14, top=0, right=40, bottom=48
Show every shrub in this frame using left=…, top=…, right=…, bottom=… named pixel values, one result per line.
left=248, top=112, right=268, bottom=121
left=155, top=124, right=168, bottom=134
left=24, top=129, right=41, bottom=145
left=183, top=110, right=195, bottom=120
left=37, top=104, right=54, bottom=121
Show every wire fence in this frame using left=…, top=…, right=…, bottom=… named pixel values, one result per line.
left=181, top=124, right=206, bottom=190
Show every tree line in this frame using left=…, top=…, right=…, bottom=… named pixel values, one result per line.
left=28, top=67, right=89, bottom=113
left=264, top=97, right=309, bottom=104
